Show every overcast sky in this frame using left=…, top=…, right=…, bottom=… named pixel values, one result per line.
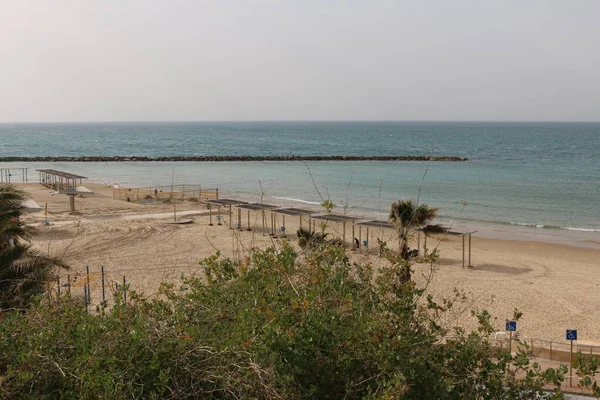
left=1, top=1, right=599, bottom=122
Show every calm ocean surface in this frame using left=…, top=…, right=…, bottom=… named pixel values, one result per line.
left=1, top=121, right=599, bottom=243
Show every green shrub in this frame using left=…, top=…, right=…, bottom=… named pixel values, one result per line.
left=0, top=243, right=578, bottom=399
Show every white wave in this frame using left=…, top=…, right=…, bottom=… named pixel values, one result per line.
left=563, top=227, right=600, bottom=233
left=272, top=196, right=321, bottom=205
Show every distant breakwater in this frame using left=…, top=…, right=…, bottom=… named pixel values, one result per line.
left=0, top=155, right=468, bottom=162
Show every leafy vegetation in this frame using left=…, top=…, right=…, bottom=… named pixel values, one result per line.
left=0, top=184, right=66, bottom=311
left=389, top=199, right=445, bottom=259
left=1, top=239, right=586, bottom=399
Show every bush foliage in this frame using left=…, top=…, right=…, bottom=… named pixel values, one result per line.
left=0, top=242, right=592, bottom=399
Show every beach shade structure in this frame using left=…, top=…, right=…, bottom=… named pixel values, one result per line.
left=19, top=199, right=43, bottom=213
left=309, top=214, right=362, bottom=247
left=0, top=167, right=29, bottom=183
left=57, top=188, right=81, bottom=214
left=270, top=207, right=315, bottom=237
left=236, top=203, right=279, bottom=234
left=201, top=198, right=248, bottom=227
left=355, top=220, right=395, bottom=253
left=37, top=169, right=87, bottom=191
left=445, top=230, right=478, bottom=268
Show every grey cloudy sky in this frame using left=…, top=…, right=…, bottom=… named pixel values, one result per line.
left=1, top=0, right=599, bottom=122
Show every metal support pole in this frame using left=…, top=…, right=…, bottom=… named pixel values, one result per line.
left=468, top=233, right=472, bottom=267
left=462, top=235, right=465, bottom=268
left=359, top=226, right=362, bottom=250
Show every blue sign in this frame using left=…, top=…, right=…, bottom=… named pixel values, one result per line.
left=506, top=321, right=517, bottom=331
left=566, top=330, right=578, bottom=341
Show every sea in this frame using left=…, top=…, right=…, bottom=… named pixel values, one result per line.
left=1, top=121, right=599, bottom=248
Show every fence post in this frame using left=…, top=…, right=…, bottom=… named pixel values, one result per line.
left=57, top=276, right=61, bottom=296
left=67, top=274, right=71, bottom=295
left=123, top=275, right=127, bottom=302
left=83, top=283, right=88, bottom=313
left=101, top=265, right=106, bottom=304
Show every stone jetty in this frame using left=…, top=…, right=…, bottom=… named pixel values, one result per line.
left=0, top=155, right=468, bottom=162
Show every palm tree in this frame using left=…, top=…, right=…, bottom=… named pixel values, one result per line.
left=389, top=199, right=440, bottom=260
left=0, top=184, right=67, bottom=311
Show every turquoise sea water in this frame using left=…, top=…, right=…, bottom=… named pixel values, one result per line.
left=1, top=121, right=599, bottom=242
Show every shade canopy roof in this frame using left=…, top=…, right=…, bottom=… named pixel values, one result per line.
left=202, top=198, right=248, bottom=206
left=36, top=169, right=87, bottom=179
left=356, top=220, right=395, bottom=229
left=310, top=214, right=361, bottom=223
left=236, top=203, right=279, bottom=211
left=272, top=207, right=315, bottom=216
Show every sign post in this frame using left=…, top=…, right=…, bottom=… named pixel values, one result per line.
left=506, top=321, right=517, bottom=354
left=566, top=330, right=578, bottom=387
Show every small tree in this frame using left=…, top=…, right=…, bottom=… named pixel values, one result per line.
left=389, top=199, right=439, bottom=259
left=0, top=184, right=66, bottom=311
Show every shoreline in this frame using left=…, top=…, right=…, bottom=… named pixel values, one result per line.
left=10, top=179, right=600, bottom=251
left=13, top=181, right=600, bottom=342
left=0, top=155, right=468, bottom=162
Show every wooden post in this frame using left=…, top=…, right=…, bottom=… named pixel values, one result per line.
left=229, top=205, right=233, bottom=229
left=417, top=232, right=421, bottom=255
left=45, top=202, right=48, bottom=223
left=69, top=194, right=76, bottom=214
left=352, top=223, right=356, bottom=249
left=247, top=210, right=251, bottom=231
left=123, top=276, right=127, bottom=302
left=570, top=339, right=574, bottom=387
left=217, top=206, right=222, bottom=225
left=101, top=265, right=106, bottom=304
left=208, top=204, right=213, bottom=226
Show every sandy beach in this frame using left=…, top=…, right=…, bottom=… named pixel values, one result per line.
left=15, top=182, right=600, bottom=345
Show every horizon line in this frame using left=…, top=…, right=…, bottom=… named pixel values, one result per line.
left=1, top=119, right=600, bottom=124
